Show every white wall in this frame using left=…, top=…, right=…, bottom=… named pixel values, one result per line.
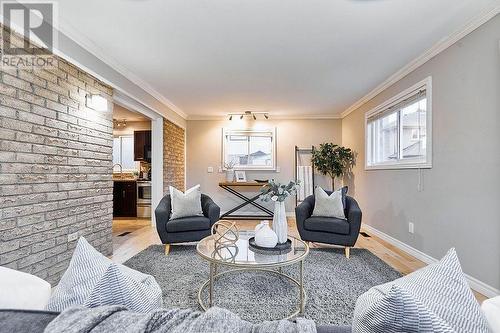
left=186, top=118, right=342, bottom=214
left=342, top=14, right=500, bottom=292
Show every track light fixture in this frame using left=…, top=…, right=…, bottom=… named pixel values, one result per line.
left=227, top=111, right=270, bottom=120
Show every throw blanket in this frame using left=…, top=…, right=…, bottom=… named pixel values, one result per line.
left=44, top=306, right=317, bottom=333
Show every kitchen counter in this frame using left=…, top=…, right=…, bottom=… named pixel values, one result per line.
left=113, top=178, right=137, bottom=182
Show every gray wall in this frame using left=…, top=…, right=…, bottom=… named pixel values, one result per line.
left=342, top=14, right=500, bottom=291
left=186, top=118, right=342, bottom=214
left=0, top=29, right=114, bottom=285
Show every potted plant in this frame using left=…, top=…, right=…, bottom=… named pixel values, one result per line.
left=260, top=179, right=300, bottom=244
left=224, top=160, right=236, bottom=182
left=311, top=143, right=355, bottom=190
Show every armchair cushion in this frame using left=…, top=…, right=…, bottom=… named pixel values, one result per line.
left=304, top=216, right=350, bottom=235
left=166, top=216, right=211, bottom=233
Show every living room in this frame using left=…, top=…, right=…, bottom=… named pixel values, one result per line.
left=1, top=1, right=499, bottom=332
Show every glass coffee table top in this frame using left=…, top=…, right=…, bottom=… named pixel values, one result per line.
left=196, top=231, right=309, bottom=267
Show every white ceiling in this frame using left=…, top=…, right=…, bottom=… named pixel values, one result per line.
left=57, top=0, right=498, bottom=118
left=113, top=104, right=149, bottom=122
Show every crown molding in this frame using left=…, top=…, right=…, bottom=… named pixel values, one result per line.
left=341, top=4, right=500, bottom=119
left=187, top=113, right=342, bottom=121
left=57, top=18, right=188, bottom=120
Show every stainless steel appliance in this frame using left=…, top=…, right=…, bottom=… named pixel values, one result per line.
left=137, top=180, right=151, bottom=218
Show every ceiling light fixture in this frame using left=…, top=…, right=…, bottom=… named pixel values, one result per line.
left=113, top=118, right=127, bottom=129
left=228, top=111, right=269, bottom=120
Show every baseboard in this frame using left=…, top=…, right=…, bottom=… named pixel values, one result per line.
left=362, top=224, right=500, bottom=298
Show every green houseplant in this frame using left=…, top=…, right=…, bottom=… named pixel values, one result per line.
left=311, top=143, right=355, bottom=190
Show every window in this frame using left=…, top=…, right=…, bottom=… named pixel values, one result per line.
left=366, top=77, right=432, bottom=169
left=113, top=135, right=137, bottom=171
left=222, top=128, right=276, bottom=170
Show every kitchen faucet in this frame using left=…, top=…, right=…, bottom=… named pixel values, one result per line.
left=113, top=163, right=123, bottom=175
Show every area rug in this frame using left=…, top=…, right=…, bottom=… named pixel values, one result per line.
left=124, top=245, right=401, bottom=325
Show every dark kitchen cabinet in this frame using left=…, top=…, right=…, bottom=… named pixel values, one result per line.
left=113, top=181, right=137, bottom=217
left=134, top=130, right=151, bottom=162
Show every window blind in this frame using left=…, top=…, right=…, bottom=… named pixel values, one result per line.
left=367, top=89, right=426, bottom=123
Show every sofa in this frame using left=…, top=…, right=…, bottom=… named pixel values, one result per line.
left=0, top=309, right=351, bottom=333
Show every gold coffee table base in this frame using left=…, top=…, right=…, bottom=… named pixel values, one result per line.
left=197, top=265, right=306, bottom=320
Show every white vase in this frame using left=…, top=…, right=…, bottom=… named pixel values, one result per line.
left=272, top=201, right=287, bottom=244
left=226, top=169, right=235, bottom=182
left=254, top=221, right=278, bottom=248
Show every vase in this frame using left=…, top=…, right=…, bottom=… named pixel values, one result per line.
left=254, top=221, right=278, bottom=248
left=226, top=169, right=235, bottom=182
left=272, top=201, right=287, bottom=244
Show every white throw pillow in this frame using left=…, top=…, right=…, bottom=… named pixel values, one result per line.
left=169, top=185, right=203, bottom=220
left=482, top=296, right=500, bottom=332
left=353, top=248, right=491, bottom=333
left=46, top=237, right=163, bottom=312
left=312, top=186, right=345, bottom=219
left=0, top=266, right=51, bottom=310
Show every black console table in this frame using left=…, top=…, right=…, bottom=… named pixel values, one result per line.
left=219, top=181, right=273, bottom=220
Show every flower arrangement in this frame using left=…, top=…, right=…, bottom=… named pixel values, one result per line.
left=224, top=159, right=236, bottom=170
left=259, top=179, right=300, bottom=202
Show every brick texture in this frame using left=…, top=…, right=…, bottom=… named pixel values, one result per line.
left=163, top=120, right=185, bottom=193
left=0, top=25, right=113, bottom=284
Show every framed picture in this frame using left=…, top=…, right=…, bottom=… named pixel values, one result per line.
left=235, top=170, right=247, bottom=183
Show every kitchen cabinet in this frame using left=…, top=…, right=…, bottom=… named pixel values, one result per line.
left=134, top=130, right=151, bottom=162
left=113, top=181, right=137, bottom=217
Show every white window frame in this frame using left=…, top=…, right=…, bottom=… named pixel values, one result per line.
left=113, top=134, right=138, bottom=172
left=365, top=77, right=432, bottom=170
left=222, top=127, right=277, bottom=171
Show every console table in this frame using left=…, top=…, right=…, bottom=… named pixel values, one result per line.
left=218, top=181, right=273, bottom=220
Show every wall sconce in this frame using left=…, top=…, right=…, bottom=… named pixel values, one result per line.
left=228, top=111, right=269, bottom=120
left=86, top=94, right=108, bottom=111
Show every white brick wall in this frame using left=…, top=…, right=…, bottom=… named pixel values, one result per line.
left=0, top=26, right=114, bottom=284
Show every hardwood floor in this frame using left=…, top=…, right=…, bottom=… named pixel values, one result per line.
left=111, top=217, right=487, bottom=303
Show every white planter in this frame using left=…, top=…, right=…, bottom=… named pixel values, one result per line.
left=226, top=170, right=235, bottom=182
left=272, top=201, right=287, bottom=244
left=254, top=221, right=278, bottom=248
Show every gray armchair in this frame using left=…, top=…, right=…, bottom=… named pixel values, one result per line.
left=295, top=193, right=362, bottom=258
left=155, top=193, right=220, bottom=254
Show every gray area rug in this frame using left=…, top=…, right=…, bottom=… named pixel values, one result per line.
left=124, top=245, right=401, bottom=325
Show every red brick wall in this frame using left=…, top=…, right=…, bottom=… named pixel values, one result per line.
left=163, top=119, right=185, bottom=193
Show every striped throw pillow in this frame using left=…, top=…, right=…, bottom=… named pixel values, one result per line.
left=353, top=248, right=491, bottom=333
left=46, top=237, right=163, bottom=312
left=84, top=263, right=163, bottom=312
left=354, top=284, right=453, bottom=332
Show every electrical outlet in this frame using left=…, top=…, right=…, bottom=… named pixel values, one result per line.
left=408, top=222, right=414, bottom=234
left=68, top=232, right=79, bottom=242
left=207, top=166, right=214, bottom=173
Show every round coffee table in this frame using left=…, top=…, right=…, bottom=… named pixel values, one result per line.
left=196, top=231, right=309, bottom=319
